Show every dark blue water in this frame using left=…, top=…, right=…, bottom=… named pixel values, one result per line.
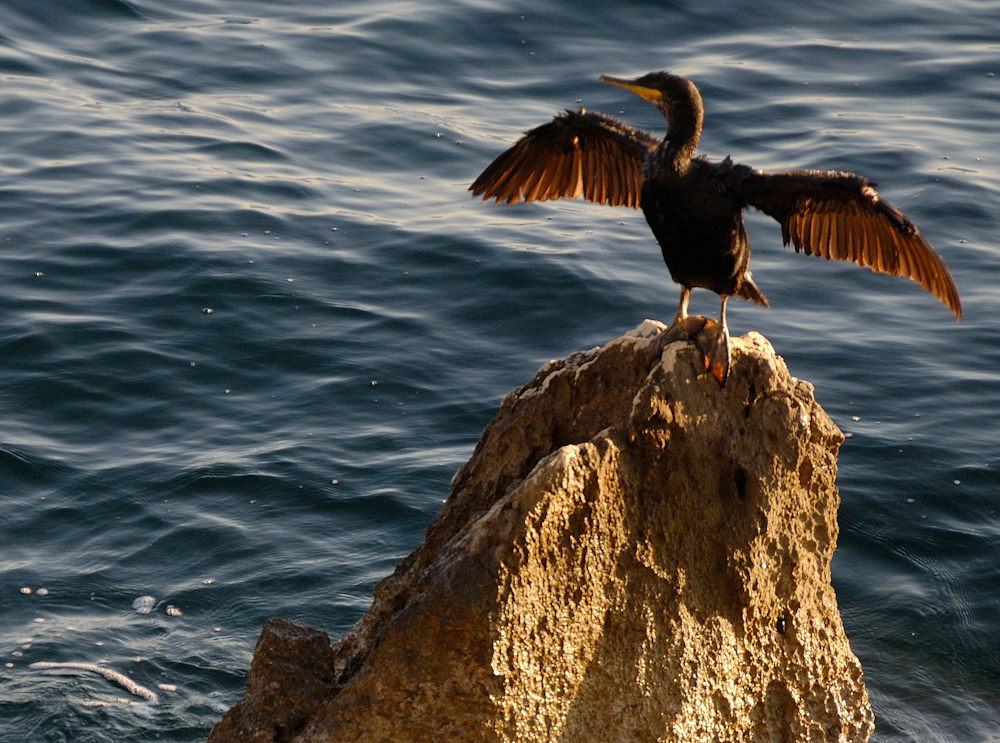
left=1, top=1, right=997, bottom=740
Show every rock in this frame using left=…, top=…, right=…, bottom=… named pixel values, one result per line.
left=207, top=618, right=340, bottom=742
left=208, top=320, right=874, bottom=743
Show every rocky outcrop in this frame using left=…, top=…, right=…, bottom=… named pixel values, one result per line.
left=208, top=320, right=874, bottom=743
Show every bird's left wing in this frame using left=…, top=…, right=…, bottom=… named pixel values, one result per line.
left=470, top=110, right=659, bottom=208
left=730, top=166, right=961, bottom=318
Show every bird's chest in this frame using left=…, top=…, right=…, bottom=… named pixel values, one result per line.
left=639, top=173, right=748, bottom=291
left=641, top=168, right=734, bottom=227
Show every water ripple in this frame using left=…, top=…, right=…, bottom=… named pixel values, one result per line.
left=1, top=0, right=998, bottom=741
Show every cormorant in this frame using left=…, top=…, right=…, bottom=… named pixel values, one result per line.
left=470, top=71, right=961, bottom=385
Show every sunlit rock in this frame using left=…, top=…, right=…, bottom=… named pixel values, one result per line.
left=208, top=320, right=873, bottom=743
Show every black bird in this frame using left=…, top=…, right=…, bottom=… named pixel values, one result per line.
left=470, top=72, right=961, bottom=385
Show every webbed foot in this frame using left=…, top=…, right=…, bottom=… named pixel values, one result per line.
left=697, top=319, right=730, bottom=387
left=646, top=315, right=731, bottom=387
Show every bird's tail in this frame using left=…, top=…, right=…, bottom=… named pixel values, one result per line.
left=738, top=272, right=769, bottom=307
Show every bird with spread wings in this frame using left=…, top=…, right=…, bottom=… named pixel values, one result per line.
left=471, top=72, right=960, bottom=385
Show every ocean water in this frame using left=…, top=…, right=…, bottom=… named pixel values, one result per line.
left=1, top=1, right=997, bottom=740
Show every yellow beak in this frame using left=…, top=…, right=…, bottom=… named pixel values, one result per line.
left=598, top=75, right=662, bottom=104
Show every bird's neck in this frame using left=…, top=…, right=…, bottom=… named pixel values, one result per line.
left=662, top=94, right=703, bottom=165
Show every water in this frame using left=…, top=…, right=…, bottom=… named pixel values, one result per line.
left=1, top=1, right=997, bottom=740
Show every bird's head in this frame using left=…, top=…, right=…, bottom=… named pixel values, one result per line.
left=599, top=71, right=704, bottom=150
left=599, top=71, right=701, bottom=113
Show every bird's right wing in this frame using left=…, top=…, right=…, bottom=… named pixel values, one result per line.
left=470, top=110, right=659, bottom=208
left=731, top=167, right=962, bottom=318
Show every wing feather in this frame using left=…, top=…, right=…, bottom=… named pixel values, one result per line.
left=470, top=109, right=658, bottom=209
left=732, top=168, right=961, bottom=318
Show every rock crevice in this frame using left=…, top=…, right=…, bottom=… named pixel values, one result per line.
left=208, top=320, right=873, bottom=743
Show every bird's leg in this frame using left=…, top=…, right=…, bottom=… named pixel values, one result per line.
left=672, top=286, right=692, bottom=325
left=648, top=288, right=730, bottom=387
left=662, top=286, right=707, bottom=340
left=698, top=296, right=731, bottom=387
left=648, top=286, right=712, bottom=362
